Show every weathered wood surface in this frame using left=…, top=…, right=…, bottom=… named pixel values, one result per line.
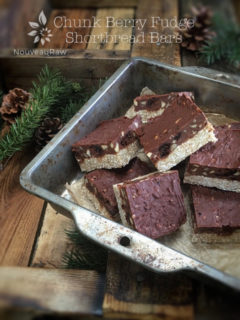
left=87, top=8, right=134, bottom=51
left=31, top=204, right=74, bottom=268
left=0, top=55, right=126, bottom=89
left=8, top=0, right=51, bottom=48
left=50, top=0, right=137, bottom=9
left=132, top=0, right=181, bottom=66
left=0, top=148, right=44, bottom=266
left=38, top=9, right=96, bottom=50
left=103, top=254, right=193, bottom=320
left=0, top=267, right=105, bottom=316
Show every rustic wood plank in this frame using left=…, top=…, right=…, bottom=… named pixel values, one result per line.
left=87, top=8, right=134, bottom=51
left=0, top=267, right=105, bottom=316
left=0, top=55, right=127, bottom=88
left=132, top=0, right=181, bottom=66
left=232, top=0, right=240, bottom=24
left=0, top=148, right=44, bottom=266
left=8, top=0, right=51, bottom=48
left=31, top=204, right=75, bottom=268
left=50, top=0, right=137, bottom=8
left=38, top=9, right=96, bottom=50
left=0, top=0, right=9, bottom=49
left=103, top=254, right=193, bottom=319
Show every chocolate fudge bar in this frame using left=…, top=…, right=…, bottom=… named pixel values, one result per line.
left=72, top=115, right=142, bottom=172
left=113, top=170, right=186, bottom=239
left=184, top=124, right=240, bottom=192
left=85, top=158, right=154, bottom=220
left=125, top=91, right=194, bottom=123
left=191, top=185, right=240, bottom=233
left=136, top=94, right=216, bottom=172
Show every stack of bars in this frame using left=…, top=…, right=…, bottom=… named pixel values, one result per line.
left=70, top=86, right=240, bottom=239
left=184, top=123, right=240, bottom=234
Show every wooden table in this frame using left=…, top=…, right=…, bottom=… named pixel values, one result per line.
left=0, top=0, right=240, bottom=319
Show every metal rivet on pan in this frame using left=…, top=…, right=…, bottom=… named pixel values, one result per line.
left=119, top=236, right=131, bottom=247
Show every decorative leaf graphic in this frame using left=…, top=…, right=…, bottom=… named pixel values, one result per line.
left=45, top=37, right=50, bottom=42
left=29, top=21, right=39, bottom=28
left=39, top=10, right=47, bottom=26
left=41, top=38, right=45, bottom=45
left=34, top=35, right=40, bottom=43
left=28, top=30, right=38, bottom=36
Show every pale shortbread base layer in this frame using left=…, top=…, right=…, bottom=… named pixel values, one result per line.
left=136, top=149, right=156, bottom=168
left=153, top=122, right=217, bottom=172
left=140, top=87, right=156, bottom=96
left=125, top=87, right=158, bottom=122
left=126, top=107, right=166, bottom=123
left=113, top=184, right=132, bottom=229
left=78, top=140, right=140, bottom=172
left=66, top=178, right=113, bottom=220
left=184, top=174, right=240, bottom=193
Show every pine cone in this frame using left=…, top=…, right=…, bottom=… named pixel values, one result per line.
left=0, top=88, right=31, bottom=124
left=181, top=5, right=216, bottom=52
left=34, top=117, right=63, bottom=152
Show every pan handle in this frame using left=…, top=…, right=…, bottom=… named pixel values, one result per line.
left=68, top=202, right=240, bottom=292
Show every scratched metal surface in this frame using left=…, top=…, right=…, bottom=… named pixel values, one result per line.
left=20, top=57, right=240, bottom=291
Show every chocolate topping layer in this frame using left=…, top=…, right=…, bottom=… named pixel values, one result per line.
left=187, top=124, right=240, bottom=179
left=136, top=95, right=207, bottom=164
left=134, top=92, right=194, bottom=111
left=191, top=185, right=240, bottom=233
left=85, top=158, right=153, bottom=217
left=72, top=115, right=142, bottom=162
left=118, top=170, right=186, bottom=239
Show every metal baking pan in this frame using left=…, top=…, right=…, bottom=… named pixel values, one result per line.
left=20, top=57, right=240, bottom=291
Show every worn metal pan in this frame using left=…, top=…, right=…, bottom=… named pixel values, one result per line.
left=20, top=57, right=240, bottom=291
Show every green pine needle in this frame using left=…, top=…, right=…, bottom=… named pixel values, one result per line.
left=200, top=14, right=240, bottom=67
left=62, top=229, right=108, bottom=272
left=59, top=82, right=90, bottom=124
left=60, top=100, right=82, bottom=124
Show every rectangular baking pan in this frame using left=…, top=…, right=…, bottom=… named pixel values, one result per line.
left=20, top=57, right=240, bottom=291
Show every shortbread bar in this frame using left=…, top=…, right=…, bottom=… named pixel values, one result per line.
left=191, top=185, right=240, bottom=233
left=126, top=91, right=194, bottom=123
left=72, top=115, right=142, bottom=171
left=136, top=94, right=216, bottom=172
left=184, top=124, right=240, bottom=192
left=85, top=158, right=154, bottom=220
left=113, top=170, right=186, bottom=239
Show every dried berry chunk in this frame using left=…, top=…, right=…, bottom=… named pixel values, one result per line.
left=159, top=143, right=171, bottom=158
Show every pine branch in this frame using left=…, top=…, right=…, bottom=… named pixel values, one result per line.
left=0, top=66, right=72, bottom=162
left=62, top=229, right=107, bottom=272
left=59, top=79, right=107, bottom=124
left=60, top=100, right=83, bottom=124
left=59, top=82, right=90, bottom=124
left=200, top=14, right=240, bottom=67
